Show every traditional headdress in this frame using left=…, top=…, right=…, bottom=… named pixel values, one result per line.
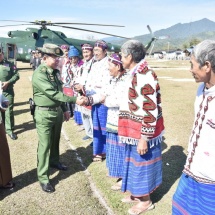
left=94, top=40, right=108, bottom=50
left=108, top=53, right=122, bottom=65
left=81, top=43, right=93, bottom=51
left=60, top=44, right=69, bottom=50
left=68, top=46, right=79, bottom=57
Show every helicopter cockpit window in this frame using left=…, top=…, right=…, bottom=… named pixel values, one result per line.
left=41, top=35, right=48, bottom=39
left=28, top=49, right=32, bottom=54
left=32, top=32, right=39, bottom=40
left=8, top=46, right=14, bottom=58
left=18, top=48, right=23, bottom=54
left=8, top=31, right=12, bottom=37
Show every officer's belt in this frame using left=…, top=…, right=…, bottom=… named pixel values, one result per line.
left=36, top=106, right=60, bottom=111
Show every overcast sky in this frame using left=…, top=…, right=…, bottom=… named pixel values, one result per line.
left=0, top=0, right=214, bottom=39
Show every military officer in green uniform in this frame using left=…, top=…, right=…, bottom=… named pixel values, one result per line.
left=0, top=48, right=19, bottom=140
left=32, top=43, right=85, bottom=193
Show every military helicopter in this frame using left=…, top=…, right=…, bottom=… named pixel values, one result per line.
left=0, top=19, right=131, bottom=62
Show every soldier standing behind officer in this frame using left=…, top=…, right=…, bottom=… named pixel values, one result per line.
left=0, top=87, right=15, bottom=189
left=32, top=43, right=85, bottom=193
left=0, top=48, right=19, bottom=140
left=32, top=50, right=41, bottom=71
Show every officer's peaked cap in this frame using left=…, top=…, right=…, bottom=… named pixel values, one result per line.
left=37, top=43, right=63, bottom=57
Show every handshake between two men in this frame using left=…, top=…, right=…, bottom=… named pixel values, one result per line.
left=74, top=84, right=89, bottom=106
left=63, top=95, right=87, bottom=122
left=64, top=84, right=106, bottom=122
left=74, top=83, right=106, bottom=106
left=75, top=95, right=88, bottom=106
left=63, top=84, right=90, bottom=122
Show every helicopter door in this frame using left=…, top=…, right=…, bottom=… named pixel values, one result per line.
left=6, top=43, right=17, bottom=65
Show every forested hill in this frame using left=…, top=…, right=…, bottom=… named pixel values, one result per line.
left=106, top=18, right=215, bottom=52
left=151, top=18, right=215, bottom=39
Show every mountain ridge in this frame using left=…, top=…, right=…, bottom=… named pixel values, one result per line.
left=105, top=18, right=215, bottom=52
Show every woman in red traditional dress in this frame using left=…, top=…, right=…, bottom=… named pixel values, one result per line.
left=118, top=40, right=165, bottom=215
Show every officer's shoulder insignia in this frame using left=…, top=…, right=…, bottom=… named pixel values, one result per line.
left=41, top=67, right=47, bottom=72
left=47, top=68, right=52, bottom=74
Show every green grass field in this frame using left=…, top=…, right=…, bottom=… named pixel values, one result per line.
left=0, top=58, right=197, bottom=215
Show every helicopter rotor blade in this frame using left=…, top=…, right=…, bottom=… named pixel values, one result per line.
left=0, top=24, right=34, bottom=27
left=0, top=20, right=36, bottom=24
left=147, top=25, right=154, bottom=37
left=53, top=24, right=130, bottom=39
left=52, top=22, right=124, bottom=27
left=0, top=20, right=129, bottom=39
left=0, top=20, right=124, bottom=27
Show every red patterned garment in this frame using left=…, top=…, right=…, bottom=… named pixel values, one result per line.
left=118, top=60, right=164, bottom=145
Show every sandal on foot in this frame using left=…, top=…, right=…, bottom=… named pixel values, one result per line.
left=1, top=181, right=15, bottom=189
left=128, top=202, right=155, bottom=215
left=111, top=179, right=122, bottom=191
left=92, top=155, right=103, bottom=162
left=121, top=195, right=141, bottom=203
left=92, top=154, right=106, bottom=162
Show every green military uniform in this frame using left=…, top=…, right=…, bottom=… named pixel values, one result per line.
left=0, top=59, right=19, bottom=136
left=0, top=89, right=13, bottom=186
left=32, top=62, right=77, bottom=184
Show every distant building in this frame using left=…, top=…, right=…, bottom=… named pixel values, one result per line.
left=152, top=51, right=166, bottom=59
left=151, top=48, right=190, bottom=60
left=184, top=47, right=194, bottom=57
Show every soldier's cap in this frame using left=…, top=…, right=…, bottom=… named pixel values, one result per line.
left=37, top=43, right=63, bottom=57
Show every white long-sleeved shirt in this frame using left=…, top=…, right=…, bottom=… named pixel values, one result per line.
left=85, top=56, right=111, bottom=104
left=104, top=72, right=128, bottom=133
left=183, top=83, right=215, bottom=183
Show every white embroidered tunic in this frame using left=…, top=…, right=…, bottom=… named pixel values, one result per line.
left=85, top=56, right=111, bottom=104
left=104, top=73, right=128, bottom=133
left=77, top=58, right=94, bottom=86
left=61, top=60, right=72, bottom=88
left=183, top=83, right=215, bottom=184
